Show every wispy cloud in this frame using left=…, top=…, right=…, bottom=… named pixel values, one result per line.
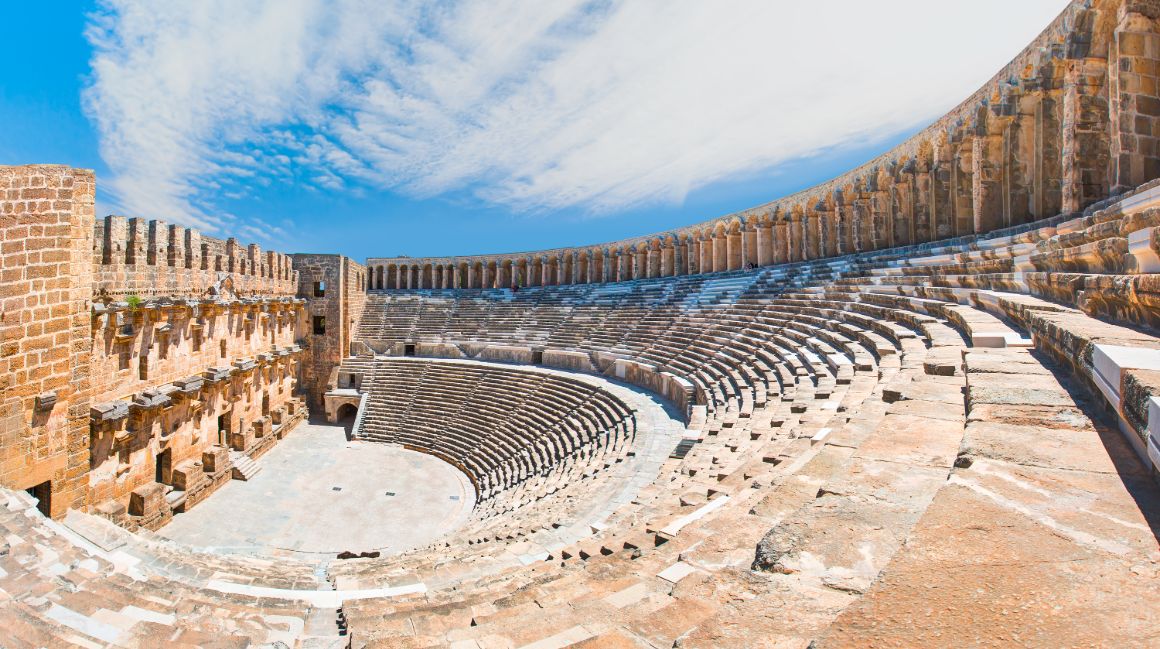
left=84, top=0, right=1066, bottom=236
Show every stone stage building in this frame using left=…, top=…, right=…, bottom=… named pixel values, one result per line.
left=0, top=0, right=1159, bottom=647
left=1, top=168, right=366, bottom=529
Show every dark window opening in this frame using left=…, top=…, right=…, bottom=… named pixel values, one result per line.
left=313, top=281, right=326, bottom=297
left=404, top=343, right=416, bottom=357
left=26, top=481, right=51, bottom=517
left=313, top=316, right=326, bottom=335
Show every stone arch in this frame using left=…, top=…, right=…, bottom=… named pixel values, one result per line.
left=542, top=256, right=556, bottom=286
left=629, top=243, right=644, bottom=280
left=612, top=245, right=628, bottom=282
left=726, top=218, right=743, bottom=270
left=515, top=258, right=527, bottom=287
left=485, top=260, right=497, bottom=288
left=660, top=235, right=676, bottom=276
left=468, top=261, right=481, bottom=289
left=560, top=253, right=573, bottom=285
left=712, top=222, right=728, bottom=272
left=499, top=259, right=513, bottom=288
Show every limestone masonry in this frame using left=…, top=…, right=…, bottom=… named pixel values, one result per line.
left=2, top=0, right=1160, bottom=647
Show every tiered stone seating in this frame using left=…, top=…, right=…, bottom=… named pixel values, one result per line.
left=0, top=489, right=333, bottom=648
left=6, top=185, right=1159, bottom=649
left=324, top=184, right=1160, bottom=647
left=349, top=358, right=637, bottom=520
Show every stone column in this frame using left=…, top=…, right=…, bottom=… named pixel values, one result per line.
left=712, top=231, right=727, bottom=272
left=952, top=136, right=975, bottom=236
left=1061, top=57, right=1110, bottom=213
left=756, top=219, right=772, bottom=266
left=852, top=194, right=872, bottom=253
left=927, top=138, right=952, bottom=239
left=774, top=216, right=789, bottom=264
left=727, top=227, right=742, bottom=270
left=833, top=193, right=852, bottom=255
left=742, top=223, right=757, bottom=267
left=787, top=209, right=803, bottom=262
left=1111, top=7, right=1160, bottom=192
left=910, top=164, right=930, bottom=245
left=973, top=115, right=1007, bottom=234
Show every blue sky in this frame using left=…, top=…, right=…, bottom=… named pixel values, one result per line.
left=1, top=1, right=1066, bottom=262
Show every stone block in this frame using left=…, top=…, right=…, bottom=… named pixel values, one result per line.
left=1128, top=226, right=1160, bottom=272
left=479, top=344, right=533, bottom=364
left=171, top=459, right=204, bottom=492
left=1092, top=344, right=1160, bottom=406
left=127, top=483, right=166, bottom=517
left=202, top=445, right=229, bottom=473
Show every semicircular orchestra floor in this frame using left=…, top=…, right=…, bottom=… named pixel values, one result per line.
left=156, top=420, right=477, bottom=556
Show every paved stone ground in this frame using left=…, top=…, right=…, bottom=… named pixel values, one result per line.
left=157, top=420, right=475, bottom=556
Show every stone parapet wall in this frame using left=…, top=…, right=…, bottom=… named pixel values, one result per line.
left=93, top=215, right=299, bottom=299
left=367, top=0, right=1160, bottom=291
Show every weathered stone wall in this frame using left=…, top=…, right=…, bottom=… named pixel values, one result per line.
left=343, top=257, right=368, bottom=359
left=366, top=0, right=1160, bottom=290
left=1, top=165, right=311, bottom=524
left=0, top=165, right=94, bottom=518
left=93, top=215, right=299, bottom=299
left=86, top=296, right=306, bottom=523
left=292, top=254, right=367, bottom=410
left=85, top=213, right=308, bottom=527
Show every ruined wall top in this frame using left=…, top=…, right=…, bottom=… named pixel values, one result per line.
left=93, top=214, right=299, bottom=299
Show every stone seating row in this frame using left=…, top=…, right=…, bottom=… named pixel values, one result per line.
left=347, top=359, right=638, bottom=515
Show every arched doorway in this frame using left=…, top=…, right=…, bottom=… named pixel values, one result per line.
left=336, top=403, right=358, bottom=439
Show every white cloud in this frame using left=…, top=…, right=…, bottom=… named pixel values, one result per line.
left=85, top=0, right=1067, bottom=234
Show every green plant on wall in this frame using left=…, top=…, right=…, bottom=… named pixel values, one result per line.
left=125, top=294, right=142, bottom=311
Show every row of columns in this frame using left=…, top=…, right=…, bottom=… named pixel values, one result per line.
left=366, top=3, right=1160, bottom=291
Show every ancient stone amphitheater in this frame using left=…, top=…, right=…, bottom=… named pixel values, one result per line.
left=3, top=1, right=1160, bottom=647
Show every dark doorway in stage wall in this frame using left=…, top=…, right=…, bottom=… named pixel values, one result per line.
left=26, top=480, right=51, bottom=517
left=218, top=413, right=231, bottom=447
left=404, top=343, right=416, bottom=357
left=156, top=448, right=172, bottom=484
left=336, top=403, right=358, bottom=440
